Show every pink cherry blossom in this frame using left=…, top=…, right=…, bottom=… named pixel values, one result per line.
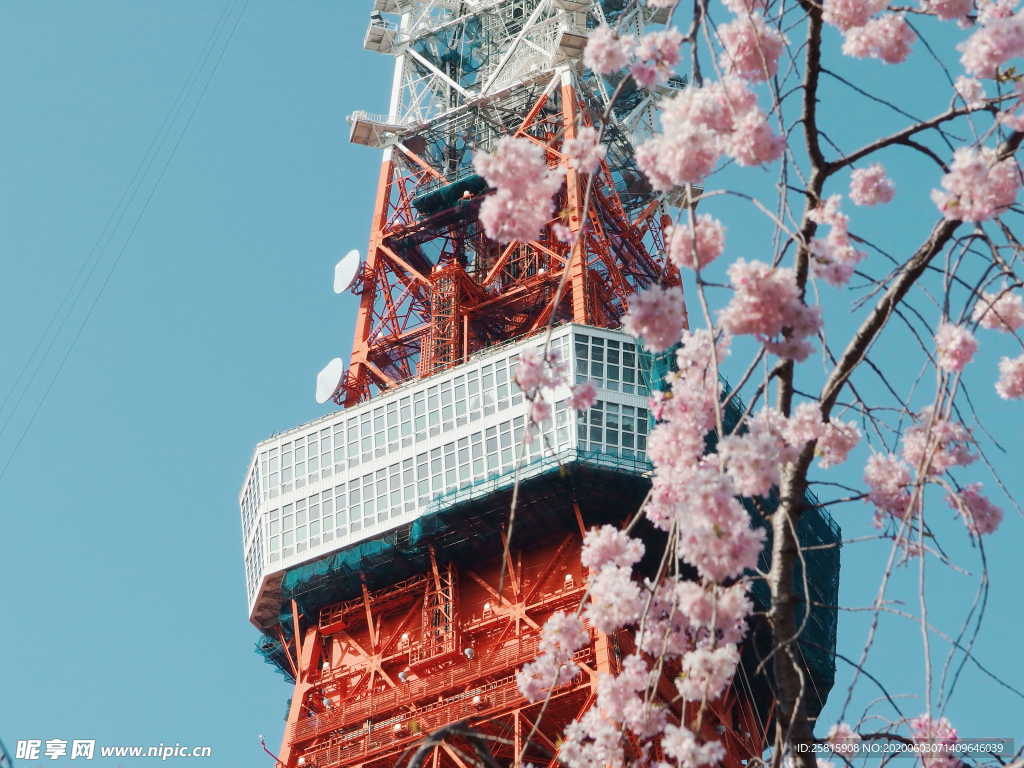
left=921, top=0, right=973, bottom=22
left=662, top=724, right=726, bottom=768
left=718, top=14, right=786, bottom=82
left=675, top=645, right=741, bottom=701
left=569, top=381, right=598, bottom=411
left=850, top=164, right=896, bottom=205
left=972, top=289, right=1024, bottom=331
left=623, top=285, right=687, bottom=352
left=631, top=28, right=683, bottom=88
left=864, top=453, right=913, bottom=520
left=934, top=321, right=978, bottom=372
left=910, top=715, right=958, bottom=768
left=997, top=83, right=1024, bottom=130
left=809, top=195, right=865, bottom=286
left=515, top=348, right=569, bottom=392
left=530, top=398, right=552, bottom=424
left=540, top=611, right=589, bottom=656
left=586, top=564, right=644, bottom=632
left=818, top=419, right=861, bottom=467
left=958, top=12, right=1024, bottom=78
left=475, top=136, right=564, bottom=242
left=786, top=402, right=826, bottom=446
left=667, top=214, right=726, bottom=270
left=719, top=426, right=786, bottom=495
left=583, top=24, right=634, bottom=74
left=931, top=146, right=1020, bottom=222
left=902, top=409, right=976, bottom=476
left=516, top=652, right=580, bottom=702
left=582, top=525, right=645, bottom=571
left=954, top=76, right=987, bottom=108
left=720, top=409, right=796, bottom=496
left=560, top=709, right=623, bottom=768
left=824, top=0, right=888, bottom=31
left=562, top=125, right=607, bottom=175
left=996, top=353, right=1024, bottom=398
left=674, top=466, right=766, bottom=581
left=977, top=0, right=1019, bottom=24
left=723, top=109, right=786, bottom=166
left=947, top=483, right=1004, bottom=535
left=842, top=14, right=915, bottom=64
left=719, top=260, right=822, bottom=360
left=637, top=126, right=721, bottom=188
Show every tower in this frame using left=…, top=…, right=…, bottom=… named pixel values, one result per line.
left=239, top=3, right=840, bottom=768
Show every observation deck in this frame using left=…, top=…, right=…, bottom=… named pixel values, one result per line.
left=241, top=324, right=656, bottom=626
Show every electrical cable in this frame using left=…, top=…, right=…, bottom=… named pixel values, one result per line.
left=0, top=0, right=251, bottom=484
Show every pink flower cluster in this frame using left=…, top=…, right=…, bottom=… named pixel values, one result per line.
left=720, top=404, right=860, bottom=495
left=972, top=289, right=1024, bottom=331
left=639, top=580, right=753, bottom=659
left=582, top=525, right=645, bottom=571
left=645, top=330, right=726, bottom=492
left=623, top=285, right=687, bottom=352
left=842, top=14, right=915, bottom=64
left=516, top=611, right=588, bottom=702
left=675, top=645, right=741, bottom=701
left=864, top=452, right=914, bottom=523
left=719, top=412, right=793, bottom=496
left=719, top=259, right=823, bottom=360
left=569, top=381, right=598, bottom=411
left=996, top=353, right=1024, bottom=398
left=718, top=14, right=786, bottom=82
left=515, top=348, right=578, bottom=428
left=850, top=164, right=896, bottom=206
left=921, top=0, right=973, bottom=23
left=582, top=25, right=683, bottom=87
left=785, top=403, right=862, bottom=467
left=667, top=214, right=727, bottom=270
left=809, top=195, right=866, bottom=286
left=474, top=136, right=564, bottom=243
left=931, top=146, right=1020, bottom=222
left=662, top=724, right=726, bottom=768
left=958, top=11, right=1024, bottom=78
left=934, top=321, right=978, bottom=372
left=583, top=24, right=633, bottom=74
left=563, top=125, right=607, bottom=175
left=586, top=561, right=645, bottom=633
left=824, top=0, right=888, bottom=31
left=515, top=348, right=568, bottom=393
left=902, top=408, right=977, bottom=476
left=636, top=77, right=784, bottom=188
left=909, top=715, right=959, bottom=768
left=954, top=76, right=987, bottom=109
left=674, top=461, right=768, bottom=581
left=823, top=0, right=914, bottom=62
left=559, top=654, right=668, bottom=768
left=631, top=28, right=684, bottom=88
left=947, top=482, right=1004, bottom=535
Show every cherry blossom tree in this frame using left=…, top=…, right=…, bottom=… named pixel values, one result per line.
left=426, top=1, right=1024, bottom=767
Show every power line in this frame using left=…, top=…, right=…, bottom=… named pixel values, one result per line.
left=0, top=0, right=241, bottom=443
left=0, top=0, right=252, bottom=484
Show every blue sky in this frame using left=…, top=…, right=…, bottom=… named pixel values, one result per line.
left=0, top=2, right=1020, bottom=766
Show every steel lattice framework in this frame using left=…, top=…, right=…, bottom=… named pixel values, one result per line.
left=260, top=4, right=799, bottom=768
left=276, top=523, right=771, bottom=768
left=335, top=0, right=681, bottom=406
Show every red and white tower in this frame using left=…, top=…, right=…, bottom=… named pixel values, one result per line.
left=239, top=3, right=840, bottom=768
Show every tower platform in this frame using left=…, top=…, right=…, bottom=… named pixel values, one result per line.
left=239, top=325, right=841, bottom=768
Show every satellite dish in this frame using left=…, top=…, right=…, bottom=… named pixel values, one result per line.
left=315, top=358, right=346, bottom=404
left=334, top=249, right=361, bottom=294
